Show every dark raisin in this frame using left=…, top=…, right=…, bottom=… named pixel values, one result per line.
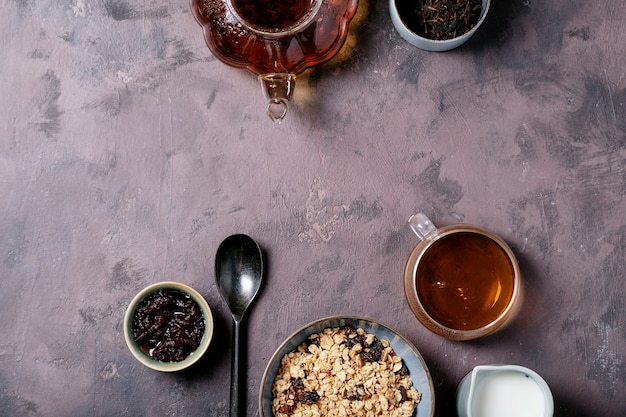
left=344, top=333, right=366, bottom=349
left=277, top=404, right=295, bottom=415
left=297, top=390, right=320, bottom=405
left=343, top=336, right=357, bottom=349
left=360, top=339, right=384, bottom=362
left=395, top=362, right=409, bottom=376
left=398, top=385, right=408, bottom=402
left=345, top=389, right=363, bottom=401
left=305, top=334, right=320, bottom=348
left=291, top=377, right=305, bottom=390
left=285, top=387, right=297, bottom=401
left=132, top=289, right=205, bottom=363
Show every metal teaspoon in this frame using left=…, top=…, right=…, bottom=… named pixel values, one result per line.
left=215, top=234, right=263, bottom=417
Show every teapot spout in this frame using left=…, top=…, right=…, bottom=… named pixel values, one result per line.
left=258, top=73, right=296, bottom=123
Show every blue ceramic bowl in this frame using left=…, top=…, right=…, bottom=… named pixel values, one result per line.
left=258, top=315, right=435, bottom=417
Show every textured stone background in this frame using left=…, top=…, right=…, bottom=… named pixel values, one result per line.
left=1, top=0, right=625, bottom=416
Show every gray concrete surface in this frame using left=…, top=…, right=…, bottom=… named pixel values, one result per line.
left=1, top=0, right=625, bottom=416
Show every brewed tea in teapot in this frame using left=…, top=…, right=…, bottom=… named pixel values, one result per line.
left=191, top=0, right=359, bottom=122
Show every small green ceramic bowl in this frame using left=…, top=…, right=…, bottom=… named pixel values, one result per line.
left=123, top=281, right=214, bottom=372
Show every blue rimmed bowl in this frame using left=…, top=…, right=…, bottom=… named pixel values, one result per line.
left=259, top=315, right=435, bottom=417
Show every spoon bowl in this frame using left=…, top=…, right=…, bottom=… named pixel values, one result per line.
left=216, top=234, right=263, bottom=320
left=215, top=234, right=263, bottom=417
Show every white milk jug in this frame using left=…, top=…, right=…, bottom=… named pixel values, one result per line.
left=457, top=365, right=554, bottom=417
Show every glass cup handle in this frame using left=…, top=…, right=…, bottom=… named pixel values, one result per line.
left=408, top=213, right=439, bottom=242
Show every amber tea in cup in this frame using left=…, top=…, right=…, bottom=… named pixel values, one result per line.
left=404, top=213, right=522, bottom=340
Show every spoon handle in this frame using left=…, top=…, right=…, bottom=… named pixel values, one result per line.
left=230, top=319, right=242, bottom=417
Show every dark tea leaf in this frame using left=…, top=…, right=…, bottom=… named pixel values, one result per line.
left=398, top=0, right=483, bottom=40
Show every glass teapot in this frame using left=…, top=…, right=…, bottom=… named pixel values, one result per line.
left=191, top=0, right=359, bottom=123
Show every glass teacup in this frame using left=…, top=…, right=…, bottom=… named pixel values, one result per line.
left=403, top=213, right=522, bottom=341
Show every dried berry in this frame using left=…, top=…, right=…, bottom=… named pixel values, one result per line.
left=395, top=362, right=410, bottom=376
left=343, top=325, right=355, bottom=335
left=297, top=390, right=320, bottom=405
left=360, top=339, right=384, bottom=362
left=345, top=390, right=362, bottom=401
left=343, top=333, right=366, bottom=349
left=291, top=377, right=305, bottom=390
left=399, top=386, right=408, bottom=402
left=305, top=334, right=320, bottom=349
left=285, top=387, right=297, bottom=401
left=132, top=289, right=205, bottom=362
left=344, top=385, right=366, bottom=401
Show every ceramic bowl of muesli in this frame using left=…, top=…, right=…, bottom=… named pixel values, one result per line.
left=123, top=281, right=214, bottom=372
left=259, top=315, right=435, bottom=417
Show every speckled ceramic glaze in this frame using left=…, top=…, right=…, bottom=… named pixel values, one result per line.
left=258, top=315, right=435, bottom=417
left=123, top=281, right=214, bottom=372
